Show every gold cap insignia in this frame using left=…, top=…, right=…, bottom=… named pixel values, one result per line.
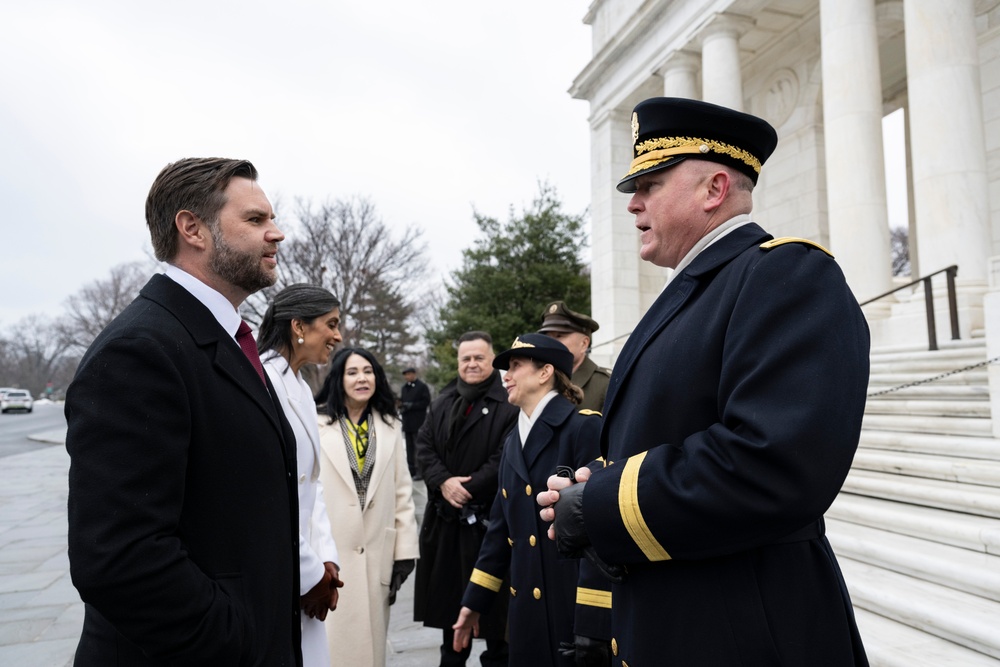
left=631, top=112, right=639, bottom=143
left=510, top=337, right=536, bottom=350
left=548, top=304, right=558, bottom=314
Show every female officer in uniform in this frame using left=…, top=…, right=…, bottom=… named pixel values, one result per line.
left=452, top=334, right=611, bottom=666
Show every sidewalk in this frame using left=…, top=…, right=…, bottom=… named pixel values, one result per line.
left=0, top=433, right=483, bottom=666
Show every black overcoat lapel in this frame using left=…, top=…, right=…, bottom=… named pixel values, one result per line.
left=140, top=275, right=290, bottom=453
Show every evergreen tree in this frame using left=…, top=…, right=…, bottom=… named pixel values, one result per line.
left=426, top=183, right=589, bottom=386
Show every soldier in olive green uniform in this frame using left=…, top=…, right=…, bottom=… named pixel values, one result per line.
left=538, top=302, right=611, bottom=415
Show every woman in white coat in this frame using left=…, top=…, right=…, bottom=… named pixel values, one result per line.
left=257, top=284, right=345, bottom=667
left=316, top=347, right=420, bottom=666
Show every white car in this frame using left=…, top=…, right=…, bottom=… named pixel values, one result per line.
left=1, top=389, right=33, bottom=413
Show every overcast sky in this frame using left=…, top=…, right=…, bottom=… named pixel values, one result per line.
left=1, top=1, right=593, bottom=327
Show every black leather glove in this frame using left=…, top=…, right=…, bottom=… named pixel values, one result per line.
left=558, top=635, right=612, bottom=667
left=554, top=483, right=626, bottom=584
left=388, top=558, right=415, bottom=605
left=553, top=482, right=591, bottom=558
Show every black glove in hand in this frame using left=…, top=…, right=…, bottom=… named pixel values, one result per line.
left=554, top=483, right=626, bottom=584
left=552, top=482, right=590, bottom=558
left=388, top=558, right=415, bottom=606
left=558, top=635, right=612, bottom=667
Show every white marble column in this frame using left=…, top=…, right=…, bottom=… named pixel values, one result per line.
left=657, top=50, right=700, bottom=99
left=699, top=14, right=752, bottom=110
left=904, top=0, right=991, bottom=283
left=819, top=0, right=893, bottom=301
left=589, top=108, right=641, bottom=367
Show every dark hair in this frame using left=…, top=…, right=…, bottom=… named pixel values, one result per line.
left=523, top=357, right=584, bottom=405
left=456, top=331, right=492, bottom=347
left=318, top=347, right=398, bottom=425
left=145, top=157, right=258, bottom=261
left=257, top=284, right=341, bottom=358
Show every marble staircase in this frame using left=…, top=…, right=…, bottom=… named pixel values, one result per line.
left=827, top=339, right=1000, bottom=665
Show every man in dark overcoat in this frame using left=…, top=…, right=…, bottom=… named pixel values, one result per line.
left=400, top=366, right=432, bottom=480
left=413, top=331, right=518, bottom=666
left=541, top=98, right=871, bottom=666
left=538, top=301, right=611, bottom=414
left=66, top=158, right=302, bottom=666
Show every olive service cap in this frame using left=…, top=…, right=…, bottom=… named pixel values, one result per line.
left=493, top=333, right=574, bottom=379
left=617, top=97, right=778, bottom=193
left=537, top=301, right=599, bottom=336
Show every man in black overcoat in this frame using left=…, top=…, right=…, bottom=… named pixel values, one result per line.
left=413, top=331, right=518, bottom=666
left=66, top=158, right=302, bottom=666
left=541, top=98, right=871, bottom=666
left=400, top=366, right=432, bottom=480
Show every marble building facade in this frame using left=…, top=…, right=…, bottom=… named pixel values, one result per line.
left=575, top=0, right=1000, bottom=369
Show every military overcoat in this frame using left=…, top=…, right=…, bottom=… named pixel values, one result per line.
left=412, top=373, right=518, bottom=636
left=582, top=223, right=871, bottom=666
left=463, top=396, right=610, bottom=666
left=572, top=355, right=611, bottom=414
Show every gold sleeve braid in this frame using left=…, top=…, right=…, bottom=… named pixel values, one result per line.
left=618, top=452, right=672, bottom=561
left=576, top=587, right=612, bottom=609
left=469, top=568, right=503, bottom=592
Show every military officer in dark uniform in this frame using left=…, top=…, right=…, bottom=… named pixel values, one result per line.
left=538, top=301, right=611, bottom=414
left=540, top=98, right=870, bottom=666
left=453, top=334, right=611, bottom=667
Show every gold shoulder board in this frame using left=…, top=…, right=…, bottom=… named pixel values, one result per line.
left=578, top=409, right=602, bottom=417
left=759, top=237, right=834, bottom=258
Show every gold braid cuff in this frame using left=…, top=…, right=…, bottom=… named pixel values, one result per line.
left=470, top=568, right=503, bottom=592
left=625, top=136, right=762, bottom=178
left=576, top=587, right=613, bottom=609
left=618, top=451, right=672, bottom=561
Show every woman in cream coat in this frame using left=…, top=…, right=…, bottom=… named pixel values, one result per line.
left=257, top=284, right=345, bottom=667
left=317, top=347, right=419, bottom=666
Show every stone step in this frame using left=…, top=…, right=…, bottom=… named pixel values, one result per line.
left=853, top=608, right=1000, bottom=667
left=864, top=399, right=991, bottom=417
left=828, top=494, right=1000, bottom=554
left=865, top=384, right=990, bottom=399
left=838, top=557, right=1000, bottom=660
left=869, top=370, right=988, bottom=386
left=870, top=351, right=989, bottom=373
left=870, top=340, right=987, bottom=363
left=842, top=470, right=1000, bottom=519
left=852, top=449, right=1000, bottom=488
left=859, top=430, right=1000, bottom=461
left=826, top=518, right=1000, bottom=602
left=862, top=413, right=993, bottom=438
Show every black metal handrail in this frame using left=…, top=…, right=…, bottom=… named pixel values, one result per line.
left=859, top=265, right=959, bottom=351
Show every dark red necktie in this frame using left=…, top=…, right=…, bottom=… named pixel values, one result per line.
left=236, top=320, right=267, bottom=385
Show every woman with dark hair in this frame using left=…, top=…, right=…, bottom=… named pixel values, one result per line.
left=256, top=283, right=345, bottom=667
left=452, top=333, right=611, bottom=667
left=317, top=347, right=419, bottom=666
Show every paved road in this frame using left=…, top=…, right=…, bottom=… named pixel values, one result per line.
left=0, top=407, right=485, bottom=666
left=0, top=401, right=65, bottom=458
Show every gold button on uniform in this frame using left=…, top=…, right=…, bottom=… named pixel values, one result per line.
left=525, top=484, right=532, bottom=495
left=611, top=638, right=618, bottom=656
left=507, top=537, right=514, bottom=547
left=533, top=587, right=541, bottom=599
left=502, top=488, right=507, bottom=499
left=510, top=586, right=517, bottom=597
left=529, top=535, right=536, bottom=546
